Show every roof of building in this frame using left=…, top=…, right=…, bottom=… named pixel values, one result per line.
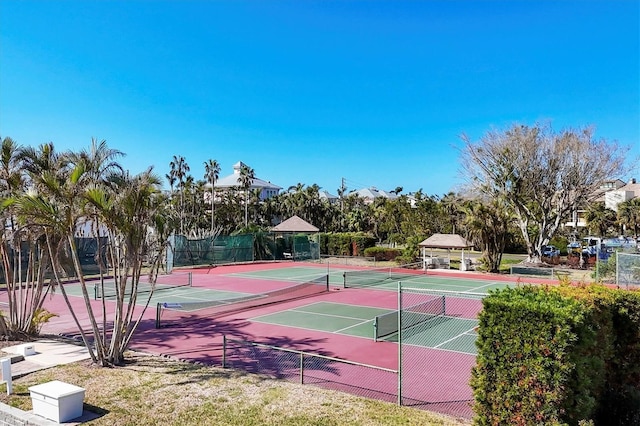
left=214, top=161, right=282, bottom=190
left=349, top=187, right=397, bottom=200
left=319, top=190, right=338, bottom=200
left=271, top=215, right=319, bottom=233
left=615, top=179, right=640, bottom=197
left=418, top=233, right=473, bottom=249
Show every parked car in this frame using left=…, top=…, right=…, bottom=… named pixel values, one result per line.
left=541, top=245, right=560, bottom=258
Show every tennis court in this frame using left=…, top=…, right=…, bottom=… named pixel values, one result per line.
left=39, top=261, right=539, bottom=419
left=63, top=276, right=259, bottom=307
left=251, top=298, right=480, bottom=355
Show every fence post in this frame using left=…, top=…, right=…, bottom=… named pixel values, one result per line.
left=397, top=281, right=403, bottom=406
left=299, top=353, right=304, bottom=384
left=222, top=335, right=227, bottom=368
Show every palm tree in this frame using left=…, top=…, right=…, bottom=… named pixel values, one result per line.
left=165, top=172, right=176, bottom=194
left=16, top=143, right=102, bottom=362
left=238, top=164, right=255, bottom=227
left=204, top=159, right=220, bottom=232
left=85, top=167, right=169, bottom=365
left=585, top=202, right=617, bottom=237
left=462, top=198, right=512, bottom=272
left=169, top=155, right=190, bottom=234
left=69, top=138, right=123, bottom=184
left=617, top=198, right=640, bottom=239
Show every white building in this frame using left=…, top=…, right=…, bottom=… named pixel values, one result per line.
left=211, top=161, right=282, bottom=201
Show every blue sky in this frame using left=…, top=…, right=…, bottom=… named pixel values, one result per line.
left=1, top=1, right=638, bottom=197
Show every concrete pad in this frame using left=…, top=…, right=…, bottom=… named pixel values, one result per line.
left=4, top=340, right=90, bottom=367
left=2, top=340, right=92, bottom=377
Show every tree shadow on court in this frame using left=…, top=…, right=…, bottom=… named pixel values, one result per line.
left=222, top=334, right=341, bottom=381
left=129, top=316, right=338, bottom=366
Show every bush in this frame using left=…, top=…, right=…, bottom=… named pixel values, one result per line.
left=471, top=285, right=640, bottom=426
left=363, top=247, right=402, bottom=261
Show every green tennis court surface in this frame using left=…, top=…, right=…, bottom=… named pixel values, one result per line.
left=251, top=301, right=479, bottom=355
left=62, top=281, right=254, bottom=306
left=228, top=266, right=345, bottom=286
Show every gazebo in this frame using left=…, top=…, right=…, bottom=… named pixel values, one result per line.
left=418, top=233, right=474, bottom=270
left=271, top=215, right=320, bottom=260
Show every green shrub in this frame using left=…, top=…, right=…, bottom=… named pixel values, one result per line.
left=472, top=285, right=640, bottom=426
left=363, top=247, right=402, bottom=261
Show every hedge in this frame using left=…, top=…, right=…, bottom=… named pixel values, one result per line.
left=362, top=246, right=403, bottom=261
left=471, top=285, right=640, bottom=426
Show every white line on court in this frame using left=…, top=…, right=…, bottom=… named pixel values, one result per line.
left=468, top=282, right=501, bottom=292
left=433, top=325, right=478, bottom=349
left=334, top=319, right=374, bottom=334
left=290, top=307, right=376, bottom=322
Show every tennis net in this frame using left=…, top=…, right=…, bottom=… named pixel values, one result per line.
left=343, top=262, right=423, bottom=288
left=94, top=272, right=193, bottom=300
left=155, top=274, right=329, bottom=328
left=374, top=295, right=446, bottom=341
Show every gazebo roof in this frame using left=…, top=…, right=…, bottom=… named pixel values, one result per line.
left=419, top=233, right=472, bottom=249
left=271, top=215, right=319, bottom=233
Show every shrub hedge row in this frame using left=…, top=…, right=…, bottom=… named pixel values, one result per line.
left=471, top=285, right=640, bottom=426
left=362, top=246, right=403, bottom=261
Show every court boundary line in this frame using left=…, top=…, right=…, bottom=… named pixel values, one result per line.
left=433, top=325, right=478, bottom=350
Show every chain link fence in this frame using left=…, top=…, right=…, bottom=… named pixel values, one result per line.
left=222, top=337, right=399, bottom=404
left=219, top=285, right=488, bottom=420
left=171, top=233, right=321, bottom=267
left=617, top=252, right=640, bottom=288
left=398, top=285, right=485, bottom=418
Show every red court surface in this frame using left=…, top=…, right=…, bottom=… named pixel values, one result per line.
left=2, top=262, right=567, bottom=419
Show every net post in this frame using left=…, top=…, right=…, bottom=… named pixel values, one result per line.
left=188, top=272, right=193, bottom=287
left=94, top=284, right=99, bottom=300
left=441, top=294, right=446, bottom=316
left=373, top=317, right=378, bottom=342
left=342, top=272, right=347, bottom=289
left=325, top=274, right=329, bottom=291
left=397, top=281, right=403, bottom=406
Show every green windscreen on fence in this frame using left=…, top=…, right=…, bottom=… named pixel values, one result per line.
left=173, top=234, right=255, bottom=266
left=171, top=233, right=321, bottom=267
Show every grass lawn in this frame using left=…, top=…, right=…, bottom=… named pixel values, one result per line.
left=0, top=352, right=471, bottom=426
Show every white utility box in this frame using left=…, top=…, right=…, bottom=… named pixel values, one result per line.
left=16, top=343, right=36, bottom=356
left=29, top=380, right=85, bottom=423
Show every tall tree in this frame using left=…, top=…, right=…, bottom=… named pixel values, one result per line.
left=460, top=124, right=628, bottom=261
left=238, top=164, right=255, bottom=227
left=204, top=159, right=220, bottom=233
left=617, top=198, right=640, bottom=239
left=462, top=198, right=512, bottom=272
left=169, top=155, right=190, bottom=234
left=440, top=192, right=465, bottom=234
left=85, top=167, right=171, bottom=365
